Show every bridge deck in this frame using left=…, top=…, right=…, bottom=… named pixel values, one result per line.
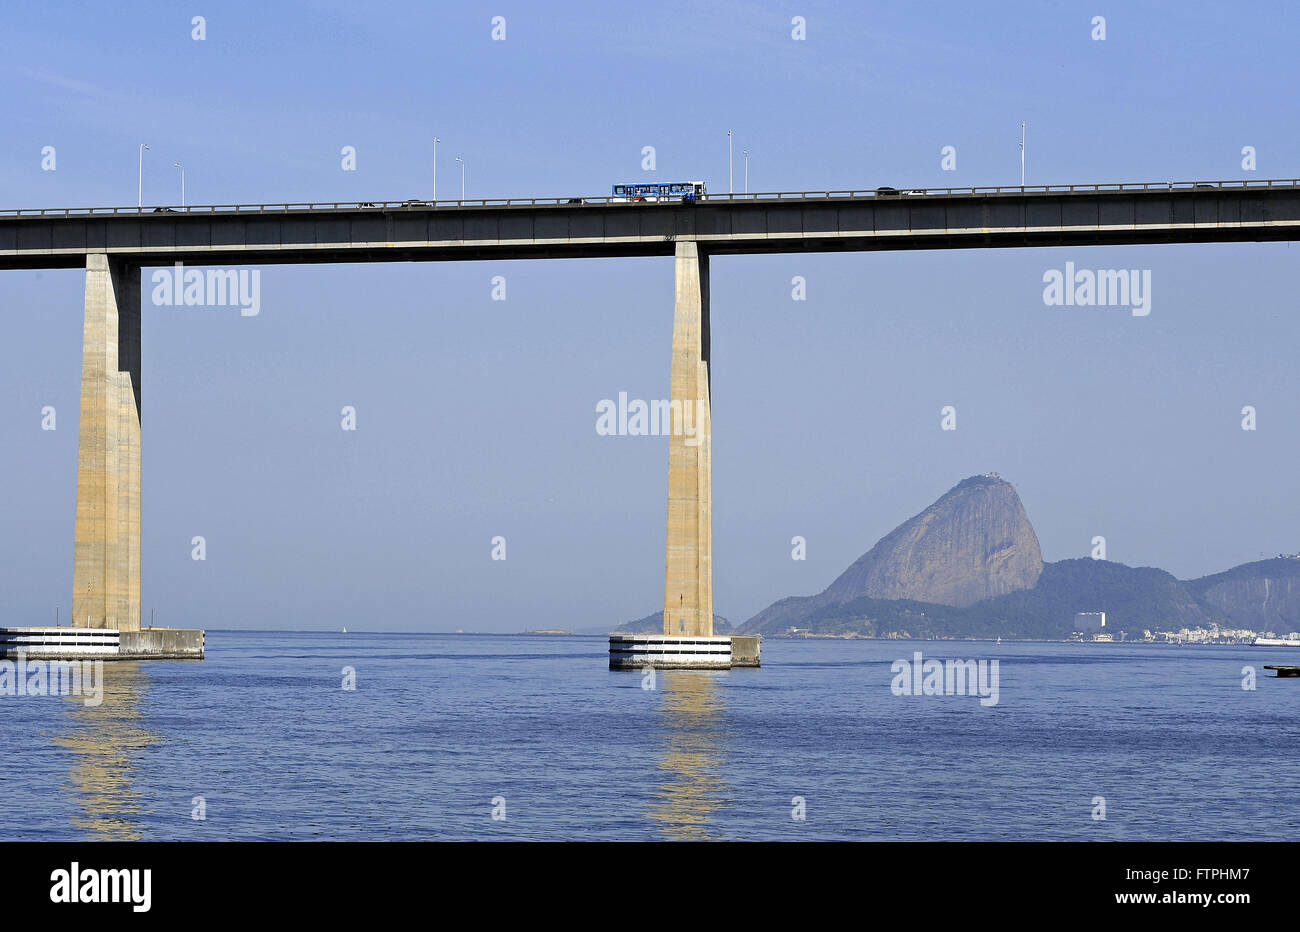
left=3, top=181, right=1299, bottom=269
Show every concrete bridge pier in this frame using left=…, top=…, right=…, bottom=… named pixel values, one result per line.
left=664, top=240, right=713, bottom=639
left=72, top=254, right=141, bottom=632
left=612, top=240, right=754, bottom=669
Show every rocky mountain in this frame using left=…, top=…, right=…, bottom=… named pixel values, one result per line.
left=744, top=558, right=1224, bottom=639
left=617, top=474, right=1300, bottom=641
left=1187, top=557, right=1300, bottom=634
left=742, top=475, right=1043, bottom=633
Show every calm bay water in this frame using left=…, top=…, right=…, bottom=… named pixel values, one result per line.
left=2, top=632, right=1296, bottom=841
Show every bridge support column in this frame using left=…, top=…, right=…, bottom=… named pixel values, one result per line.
left=663, top=241, right=713, bottom=638
left=72, top=254, right=141, bottom=631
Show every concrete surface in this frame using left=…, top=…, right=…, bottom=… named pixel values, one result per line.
left=118, top=628, right=205, bottom=660
left=663, top=241, right=713, bottom=638
left=730, top=636, right=761, bottom=667
left=72, top=255, right=141, bottom=631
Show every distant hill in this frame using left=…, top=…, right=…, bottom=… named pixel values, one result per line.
left=579, top=612, right=734, bottom=637
left=746, top=558, right=1224, bottom=639
left=996, top=559, right=1222, bottom=636
left=742, top=474, right=1043, bottom=633
left=1187, top=557, right=1300, bottom=634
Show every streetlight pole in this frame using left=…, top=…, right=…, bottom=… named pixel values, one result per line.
left=433, top=136, right=440, bottom=201
left=456, top=156, right=464, bottom=201
left=138, top=143, right=150, bottom=208
left=728, top=130, right=733, bottom=195
left=743, top=148, right=749, bottom=194
left=173, top=162, right=185, bottom=206
left=1019, top=121, right=1026, bottom=187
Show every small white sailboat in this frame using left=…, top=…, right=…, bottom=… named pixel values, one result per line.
left=342, top=627, right=348, bottom=634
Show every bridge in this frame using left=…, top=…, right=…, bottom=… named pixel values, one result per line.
left=7, top=180, right=1300, bottom=663
left=4, top=179, right=1300, bottom=269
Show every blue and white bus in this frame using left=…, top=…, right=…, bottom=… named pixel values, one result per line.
left=611, top=181, right=707, bottom=202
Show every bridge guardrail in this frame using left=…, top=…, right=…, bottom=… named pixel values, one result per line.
left=3, top=179, right=1299, bottom=218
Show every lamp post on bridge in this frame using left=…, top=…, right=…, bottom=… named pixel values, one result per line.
left=743, top=148, right=749, bottom=194
left=137, top=144, right=150, bottom=208
left=728, top=129, right=733, bottom=195
left=1019, top=121, right=1026, bottom=187
left=173, top=162, right=185, bottom=207
left=456, top=156, right=465, bottom=202
left=433, top=136, right=440, bottom=201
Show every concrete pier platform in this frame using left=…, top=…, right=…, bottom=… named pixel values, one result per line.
left=0, top=626, right=203, bottom=661
left=730, top=635, right=761, bottom=667
left=609, top=635, right=732, bottom=669
left=119, top=628, right=204, bottom=660
left=609, top=634, right=760, bottom=669
left=0, top=627, right=120, bottom=658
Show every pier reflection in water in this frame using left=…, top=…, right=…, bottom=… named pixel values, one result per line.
left=648, top=670, right=731, bottom=840
left=53, top=662, right=160, bottom=840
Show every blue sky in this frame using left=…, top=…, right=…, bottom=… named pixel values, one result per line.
left=2, top=0, right=1299, bottom=631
